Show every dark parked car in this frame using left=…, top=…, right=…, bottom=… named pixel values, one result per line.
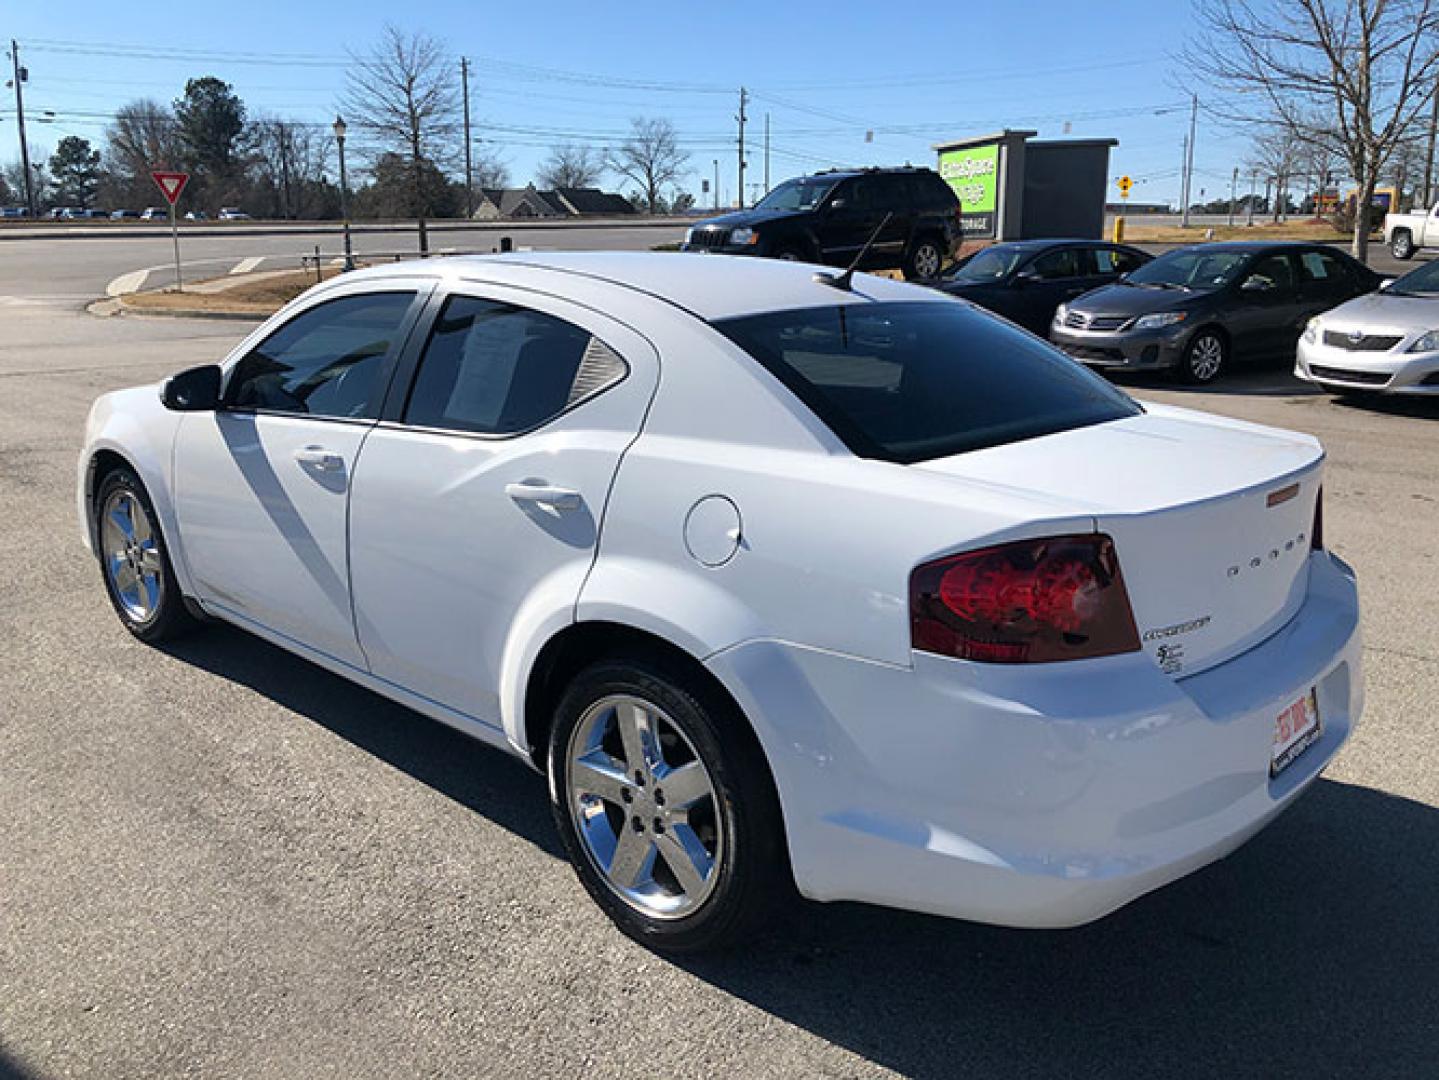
left=111, top=209, right=141, bottom=220
left=1049, top=241, right=1381, bottom=383
left=681, top=166, right=961, bottom=280
left=937, top=239, right=1151, bottom=335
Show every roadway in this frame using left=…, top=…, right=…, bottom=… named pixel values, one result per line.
left=0, top=235, right=1436, bottom=1080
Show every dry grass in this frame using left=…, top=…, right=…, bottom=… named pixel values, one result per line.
left=123, top=267, right=341, bottom=315
left=1117, top=219, right=1355, bottom=244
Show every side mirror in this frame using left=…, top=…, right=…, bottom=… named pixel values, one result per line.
left=1378, top=276, right=1395, bottom=291
left=161, top=364, right=222, bottom=411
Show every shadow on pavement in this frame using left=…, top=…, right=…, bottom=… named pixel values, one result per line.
left=1108, top=366, right=1322, bottom=399
left=165, top=627, right=1438, bottom=1079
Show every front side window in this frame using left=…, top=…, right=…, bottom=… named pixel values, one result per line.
left=715, top=301, right=1140, bottom=463
left=1245, top=254, right=1297, bottom=290
left=403, top=295, right=625, bottom=435
left=947, top=245, right=1024, bottom=283
left=226, top=292, right=415, bottom=418
left=1028, top=248, right=1084, bottom=280
left=754, top=177, right=837, bottom=213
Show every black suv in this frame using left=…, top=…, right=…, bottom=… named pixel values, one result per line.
left=681, top=167, right=961, bottom=280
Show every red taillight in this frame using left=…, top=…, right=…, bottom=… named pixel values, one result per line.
left=910, top=534, right=1141, bottom=664
left=1311, top=487, right=1324, bottom=550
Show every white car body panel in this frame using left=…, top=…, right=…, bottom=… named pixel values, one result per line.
left=1295, top=290, right=1439, bottom=394
left=78, top=253, right=1364, bottom=929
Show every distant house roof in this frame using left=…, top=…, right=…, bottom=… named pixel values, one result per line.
left=555, top=188, right=635, bottom=215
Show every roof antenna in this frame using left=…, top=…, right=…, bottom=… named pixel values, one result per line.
left=815, top=212, right=893, bottom=292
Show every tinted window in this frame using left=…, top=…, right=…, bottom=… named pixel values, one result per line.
left=1246, top=254, right=1296, bottom=290
left=948, top=245, right=1024, bottom=283
left=1028, top=248, right=1085, bottom=280
left=715, top=301, right=1140, bottom=463
left=917, top=172, right=959, bottom=209
left=404, top=295, right=624, bottom=435
left=1299, top=250, right=1350, bottom=284
left=226, top=292, right=415, bottom=418
left=1389, top=258, right=1439, bottom=294
left=755, top=177, right=837, bottom=212
left=1093, top=247, right=1146, bottom=275
left=842, top=178, right=881, bottom=210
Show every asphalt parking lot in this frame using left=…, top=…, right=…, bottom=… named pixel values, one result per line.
left=1, top=258, right=1437, bottom=1079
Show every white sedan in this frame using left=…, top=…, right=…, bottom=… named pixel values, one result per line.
left=1297, top=261, right=1439, bottom=395
left=79, top=253, right=1362, bottom=951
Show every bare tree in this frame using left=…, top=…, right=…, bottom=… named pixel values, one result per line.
left=343, top=26, right=461, bottom=252
left=105, top=99, right=183, bottom=207
left=1249, top=126, right=1305, bottom=221
left=1189, top=0, right=1439, bottom=260
left=606, top=118, right=689, bottom=214
left=251, top=116, right=332, bottom=219
left=537, top=143, right=605, bottom=190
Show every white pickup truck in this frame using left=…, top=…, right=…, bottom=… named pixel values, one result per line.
left=1383, top=204, right=1439, bottom=259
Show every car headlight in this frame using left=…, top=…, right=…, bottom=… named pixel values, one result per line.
left=1303, top=317, right=1321, bottom=344
left=1133, top=311, right=1187, bottom=330
left=684, top=227, right=695, bottom=244
left=1408, top=329, right=1439, bottom=353
left=728, top=227, right=757, bottom=246
left=1054, top=303, right=1069, bottom=323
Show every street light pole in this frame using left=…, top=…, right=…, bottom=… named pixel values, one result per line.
left=333, top=115, right=354, bottom=272
left=1180, top=94, right=1198, bottom=228
left=713, top=159, right=719, bottom=210
left=460, top=57, right=474, bottom=219
left=1228, top=165, right=1238, bottom=227
left=1247, top=169, right=1257, bottom=226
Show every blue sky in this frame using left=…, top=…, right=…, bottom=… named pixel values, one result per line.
left=3, top=1, right=1255, bottom=207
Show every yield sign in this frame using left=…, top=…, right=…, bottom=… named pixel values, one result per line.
left=151, top=171, right=190, bottom=206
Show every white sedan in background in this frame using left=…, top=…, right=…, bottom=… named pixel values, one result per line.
left=1298, top=259, right=1439, bottom=395
left=79, top=253, right=1362, bottom=952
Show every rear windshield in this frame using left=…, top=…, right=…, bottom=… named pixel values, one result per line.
left=714, top=301, right=1141, bottom=463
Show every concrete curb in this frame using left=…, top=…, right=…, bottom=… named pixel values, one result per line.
left=0, top=217, right=693, bottom=243
left=91, top=295, right=267, bottom=322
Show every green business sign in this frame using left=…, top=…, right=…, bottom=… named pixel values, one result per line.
left=938, top=143, right=999, bottom=238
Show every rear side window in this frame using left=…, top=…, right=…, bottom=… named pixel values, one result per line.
left=403, top=295, right=626, bottom=435
left=1028, top=248, right=1085, bottom=280
left=714, top=301, right=1140, bottom=463
left=1093, top=247, right=1145, bottom=275
left=226, top=291, right=415, bottom=418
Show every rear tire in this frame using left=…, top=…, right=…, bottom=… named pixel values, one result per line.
left=903, top=235, right=945, bottom=280
left=1179, top=329, right=1228, bottom=384
left=1391, top=230, right=1416, bottom=260
left=93, top=466, right=199, bottom=643
left=547, top=656, right=788, bottom=953
left=773, top=244, right=807, bottom=263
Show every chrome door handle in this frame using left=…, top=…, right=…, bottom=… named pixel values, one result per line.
left=294, top=445, right=344, bottom=471
left=505, top=481, right=581, bottom=509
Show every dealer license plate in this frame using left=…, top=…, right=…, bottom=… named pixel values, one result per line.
left=1271, top=689, right=1322, bottom=777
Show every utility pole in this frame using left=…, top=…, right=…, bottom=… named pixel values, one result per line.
left=1228, top=165, right=1239, bottom=227
left=460, top=57, right=474, bottom=219
left=1179, top=93, right=1198, bottom=228
left=764, top=112, right=770, bottom=195
left=736, top=87, right=748, bottom=210
left=712, top=159, right=719, bottom=210
left=8, top=40, right=35, bottom=218
left=1425, top=87, right=1439, bottom=208
left=1247, top=170, right=1258, bottom=226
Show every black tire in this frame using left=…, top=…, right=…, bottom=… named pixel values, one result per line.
left=1178, top=328, right=1228, bottom=384
left=547, top=656, right=789, bottom=953
left=902, top=235, right=946, bottom=280
left=772, top=244, right=808, bottom=262
left=93, top=465, right=199, bottom=643
left=1391, top=230, right=1416, bottom=260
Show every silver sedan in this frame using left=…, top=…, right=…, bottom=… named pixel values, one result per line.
left=1297, top=262, right=1439, bottom=395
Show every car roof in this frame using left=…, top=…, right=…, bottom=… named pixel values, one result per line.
left=344, top=251, right=934, bottom=321
left=1172, top=240, right=1329, bottom=253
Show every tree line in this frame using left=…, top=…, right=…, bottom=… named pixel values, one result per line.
left=1, top=26, right=697, bottom=232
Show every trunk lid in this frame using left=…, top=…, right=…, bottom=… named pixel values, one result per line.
left=914, top=404, right=1323, bottom=676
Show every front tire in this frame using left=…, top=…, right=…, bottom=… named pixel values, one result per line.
left=903, top=235, right=945, bottom=280
left=547, top=657, right=787, bottom=953
left=93, top=466, right=198, bottom=643
left=1392, top=230, right=1416, bottom=260
left=1179, top=329, right=1228, bottom=384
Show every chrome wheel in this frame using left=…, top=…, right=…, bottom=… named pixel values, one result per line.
left=1187, top=333, right=1224, bottom=382
left=913, top=242, right=942, bottom=278
left=565, top=694, right=723, bottom=919
left=100, top=488, right=163, bottom=623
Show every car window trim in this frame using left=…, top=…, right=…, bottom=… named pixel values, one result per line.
left=219, top=285, right=432, bottom=422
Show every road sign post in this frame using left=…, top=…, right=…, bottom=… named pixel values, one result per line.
left=1113, top=175, right=1133, bottom=243
left=151, top=171, right=190, bottom=291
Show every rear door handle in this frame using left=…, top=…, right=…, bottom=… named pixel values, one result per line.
left=505, top=481, right=581, bottom=509
left=294, top=445, right=344, bottom=471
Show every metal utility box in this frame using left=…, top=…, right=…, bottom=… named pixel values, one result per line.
left=934, top=130, right=1117, bottom=242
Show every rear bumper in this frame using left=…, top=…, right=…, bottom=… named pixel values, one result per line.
left=1295, top=338, right=1439, bottom=394
left=707, top=551, right=1362, bottom=927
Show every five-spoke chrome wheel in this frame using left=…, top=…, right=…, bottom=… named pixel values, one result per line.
left=565, top=694, right=723, bottom=919
left=100, top=488, right=163, bottom=624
